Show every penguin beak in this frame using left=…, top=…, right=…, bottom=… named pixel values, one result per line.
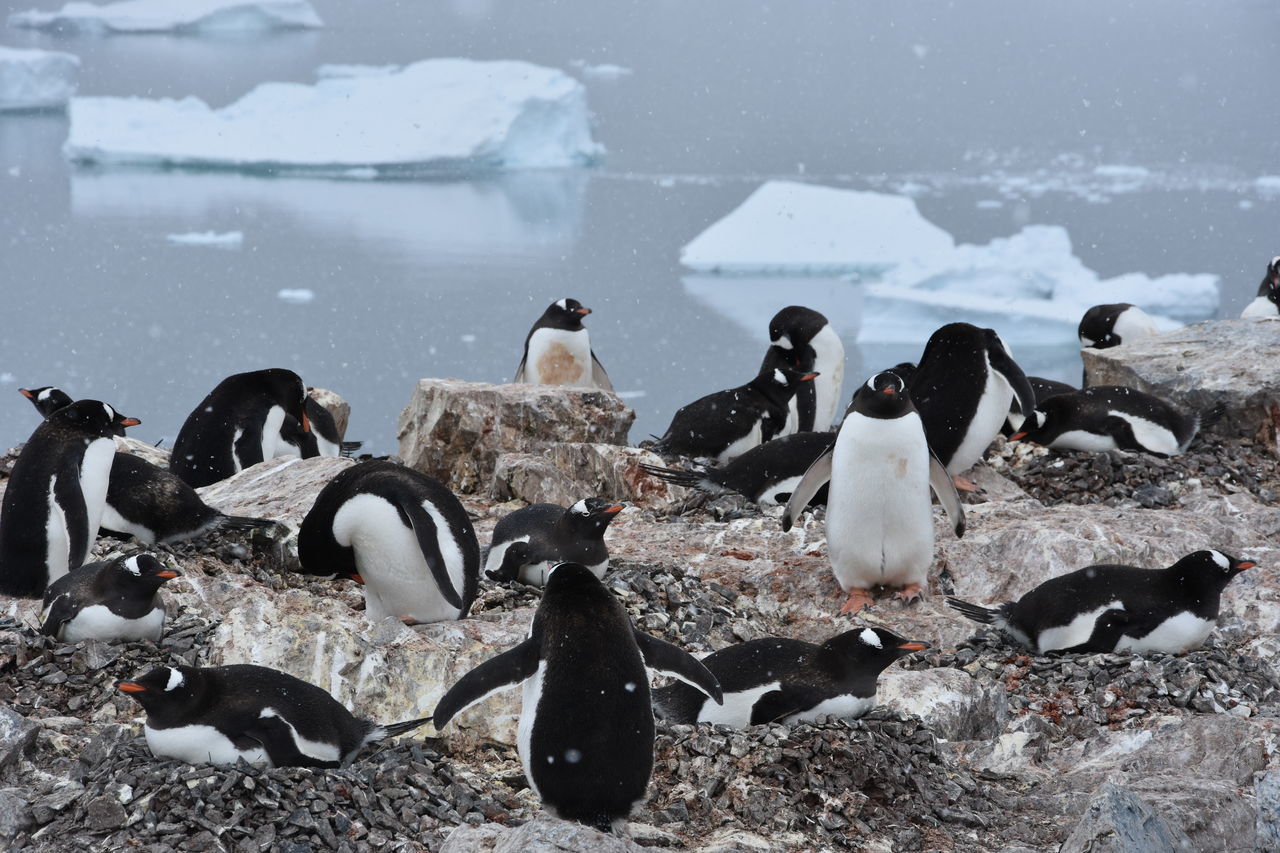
left=18, top=388, right=34, bottom=400
left=603, top=504, right=624, bottom=515
left=116, top=681, right=146, bottom=694
left=344, top=573, right=365, bottom=585
left=154, top=570, right=180, bottom=581
left=120, top=417, right=142, bottom=428
left=1234, top=560, right=1256, bottom=571
left=896, top=641, right=930, bottom=652
left=800, top=372, right=819, bottom=382
left=301, top=411, right=312, bottom=433
left=575, top=307, right=592, bottom=315
left=1008, top=431, right=1027, bottom=442
left=882, top=386, right=896, bottom=395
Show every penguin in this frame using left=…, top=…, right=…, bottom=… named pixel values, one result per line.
left=1078, top=303, right=1164, bottom=349
left=907, top=323, right=1036, bottom=490
left=1002, top=376, right=1077, bottom=435
left=170, top=368, right=311, bottom=488
left=484, top=498, right=623, bottom=586
left=653, top=626, right=928, bottom=727
left=0, top=400, right=140, bottom=598
left=781, top=372, right=965, bottom=615
left=945, top=549, right=1254, bottom=654
left=432, top=562, right=722, bottom=831
left=1009, top=385, right=1210, bottom=457
left=40, top=554, right=180, bottom=642
left=18, top=386, right=278, bottom=545
left=764, top=306, right=846, bottom=433
left=297, top=460, right=480, bottom=625
left=1240, top=256, right=1280, bottom=319
left=640, top=431, right=836, bottom=507
left=513, top=298, right=613, bottom=391
left=651, top=361, right=819, bottom=463
left=116, top=664, right=431, bottom=768
left=278, top=396, right=362, bottom=460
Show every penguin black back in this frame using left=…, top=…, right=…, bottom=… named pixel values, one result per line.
left=641, top=430, right=836, bottom=507
left=1078, top=303, right=1162, bottom=349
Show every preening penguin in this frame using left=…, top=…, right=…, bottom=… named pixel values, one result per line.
left=781, top=372, right=965, bottom=615
left=433, top=562, right=722, bottom=831
left=41, top=553, right=179, bottom=642
left=765, top=306, right=845, bottom=433
left=946, top=549, right=1254, bottom=654
left=484, top=498, right=623, bottom=586
left=1010, top=385, right=1210, bottom=457
left=0, top=400, right=140, bottom=598
left=298, top=461, right=480, bottom=625
left=640, top=431, right=836, bottom=508
left=116, top=664, right=431, bottom=768
left=513, top=298, right=613, bottom=391
left=278, top=395, right=362, bottom=459
left=170, top=368, right=311, bottom=488
left=1240, top=256, right=1280, bottom=319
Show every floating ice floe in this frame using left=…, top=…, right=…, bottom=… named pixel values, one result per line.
left=1257, top=176, right=1280, bottom=193
left=570, top=60, right=633, bottom=80
left=165, top=230, right=243, bottom=247
left=276, top=289, right=313, bottom=303
left=0, top=46, right=79, bottom=111
left=9, top=0, right=323, bottom=34
left=65, top=59, right=603, bottom=174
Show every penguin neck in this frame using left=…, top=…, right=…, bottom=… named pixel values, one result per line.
left=1162, top=562, right=1232, bottom=606
left=557, top=512, right=607, bottom=541
left=811, top=642, right=882, bottom=693
left=749, top=375, right=799, bottom=408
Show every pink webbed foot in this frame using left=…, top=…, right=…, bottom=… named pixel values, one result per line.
left=893, top=584, right=924, bottom=604
left=839, top=588, right=875, bottom=615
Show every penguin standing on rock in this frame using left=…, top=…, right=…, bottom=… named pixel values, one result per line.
left=485, top=498, right=623, bottom=586
left=1240, top=256, right=1280, bottom=319
left=170, top=368, right=311, bottom=488
left=1010, top=386, right=1212, bottom=457
left=1078, top=303, right=1164, bottom=349
left=41, top=554, right=180, bottom=642
left=765, top=306, right=845, bottom=433
left=0, top=400, right=140, bottom=598
left=946, top=549, right=1254, bottom=654
left=640, top=431, right=836, bottom=508
left=433, top=562, right=722, bottom=832
left=653, top=625, right=929, bottom=727
left=514, top=298, right=613, bottom=391
left=298, top=461, right=479, bottom=625
left=116, top=664, right=432, bottom=768
left=782, top=372, right=965, bottom=615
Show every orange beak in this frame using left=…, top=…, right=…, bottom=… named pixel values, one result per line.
left=1008, top=432, right=1027, bottom=441
left=882, top=386, right=896, bottom=395
left=155, top=570, right=180, bottom=580
left=120, top=417, right=142, bottom=427
left=897, top=641, right=930, bottom=652
left=19, top=388, right=34, bottom=400
left=345, top=573, right=365, bottom=585
left=800, top=372, right=819, bottom=381
left=1235, top=560, right=1256, bottom=571
left=604, top=504, right=624, bottom=514
left=116, top=681, right=146, bottom=693
left=301, top=411, right=311, bottom=433
left=576, top=307, right=591, bottom=315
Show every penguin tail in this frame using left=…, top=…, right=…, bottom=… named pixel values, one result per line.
left=377, top=716, right=434, bottom=739
left=339, top=440, right=363, bottom=457
left=638, top=462, right=712, bottom=492
left=217, top=515, right=281, bottom=533
left=1198, top=402, right=1227, bottom=430
left=945, top=596, right=999, bottom=624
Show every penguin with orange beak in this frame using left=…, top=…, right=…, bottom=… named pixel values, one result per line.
left=41, top=553, right=180, bottom=642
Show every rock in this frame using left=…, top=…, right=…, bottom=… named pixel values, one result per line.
left=1058, top=783, right=1193, bottom=853
left=1125, top=775, right=1255, bottom=852
left=195, top=455, right=352, bottom=526
left=440, top=815, right=645, bottom=852
left=85, top=794, right=127, bottom=831
left=1256, top=770, right=1280, bottom=852
left=877, top=667, right=1007, bottom=741
left=493, top=444, right=685, bottom=511
left=0, top=707, right=37, bottom=770
left=306, top=386, right=350, bottom=438
left=1082, top=318, right=1280, bottom=440
left=397, top=379, right=634, bottom=494
left=113, top=436, right=170, bottom=468
left=0, top=789, right=33, bottom=841
left=692, top=829, right=780, bottom=852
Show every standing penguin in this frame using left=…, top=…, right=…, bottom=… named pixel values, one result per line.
left=1240, top=256, right=1280, bottom=319
left=1078, top=303, right=1164, bottom=349
left=765, top=306, right=845, bottom=433
left=1010, top=386, right=1209, bottom=457
left=170, top=368, right=311, bottom=488
left=908, top=323, right=1036, bottom=489
left=513, top=298, right=613, bottom=391
left=485, top=498, right=623, bottom=586
left=0, top=401, right=140, bottom=598
left=432, top=563, right=722, bottom=831
left=297, top=461, right=479, bottom=625
left=653, top=625, right=928, bottom=727
left=782, top=372, right=965, bottom=615
left=41, top=553, right=180, bottom=642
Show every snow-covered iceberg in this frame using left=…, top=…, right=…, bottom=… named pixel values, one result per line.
left=9, top=0, right=322, bottom=34
left=680, top=181, right=955, bottom=274
left=65, top=59, right=603, bottom=174
left=0, top=46, right=79, bottom=111
left=165, top=230, right=243, bottom=246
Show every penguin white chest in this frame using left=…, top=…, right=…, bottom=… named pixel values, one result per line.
left=60, top=602, right=165, bottom=642
left=258, top=406, right=290, bottom=461
left=144, top=724, right=268, bottom=767
left=526, top=328, right=593, bottom=387
left=947, top=358, right=1013, bottom=474
left=517, top=660, right=548, bottom=798
left=809, top=324, right=846, bottom=430
left=1241, top=296, right=1279, bottom=319
left=1117, top=611, right=1214, bottom=654
left=78, top=437, right=117, bottom=550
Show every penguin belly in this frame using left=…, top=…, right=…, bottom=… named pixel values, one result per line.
left=331, top=494, right=466, bottom=624
left=787, top=693, right=875, bottom=725
left=144, top=723, right=268, bottom=766
left=1109, top=410, right=1183, bottom=455
left=58, top=603, right=165, bottom=643
left=1115, top=612, right=1213, bottom=654
left=76, top=437, right=117, bottom=563
left=946, top=360, right=1013, bottom=474
left=695, top=681, right=781, bottom=727
left=1242, top=297, right=1278, bottom=319
left=809, top=325, right=845, bottom=430
left=43, top=477, right=73, bottom=587
left=826, top=417, right=933, bottom=591
left=517, top=661, right=548, bottom=801
left=525, top=328, right=594, bottom=388
left=717, top=419, right=763, bottom=463
left=258, top=406, right=291, bottom=461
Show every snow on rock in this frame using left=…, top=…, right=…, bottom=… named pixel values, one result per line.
left=680, top=181, right=956, bottom=274
left=64, top=59, right=603, bottom=173
left=0, top=45, right=79, bottom=111
left=9, top=0, right=323, bottom=34
left=165, top=229, right=243, bottom=246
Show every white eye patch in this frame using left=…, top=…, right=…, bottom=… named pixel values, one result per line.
left=569, top=499, right=589, bottom=515
left=860, top=628, right=882, bottom=648
left=1209, top=550, right=1229, bottom=570
left=103, top=403, right=116, bottom=421
left=165, top=669, right=185, bottom=692
left=555, top=298, right=568, bottom=310
left=124, top=557, right=142, bottom=577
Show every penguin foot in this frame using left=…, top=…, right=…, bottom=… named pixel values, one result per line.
left=952, top=475, right=980, bottom=492
left=839, top=589, right=875, bottom=615
left=400, top=616, right=423, bottom=627
left=893, top=584, right=924, bottom=604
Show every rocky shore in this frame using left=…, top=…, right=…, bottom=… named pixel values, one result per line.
left=2, top=318, right=1279, bottom=852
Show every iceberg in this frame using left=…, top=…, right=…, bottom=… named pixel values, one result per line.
left=0, top=46, right=79, bottom=111
left=165, top=230, right=243, bottom=246
left=65, top=59, right=603, bottom=173
left=9, top=0, right=323, bottom=34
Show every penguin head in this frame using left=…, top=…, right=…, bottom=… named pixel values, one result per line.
left=1077, top=303, right=1134, bottom=349
left=760, top=342, right=816, bottom=377
left=820, top=626, right=931, bottom=679
left=1175, top=549, right=1256, bottom=580
left=108, top=554, right=181, bottom=590
left=19, top=386, right=73, bottom=418
left=539, top=298, right=592, bottom=331
left=255, top=368, right=310, bottom=435
left=768, top=305, right=828, bottom=350
left=116, top=665, right=207, bottom=718
left=849, top=371, right=913, bottom=420
left=49, top=400, right=140, bottom=438
left=567, top=498, right=625, bottom=533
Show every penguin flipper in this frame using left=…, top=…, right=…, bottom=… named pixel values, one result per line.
left=986, top=335, right=1037, bottom=421
left=513, top=356, right=528, bottom=384
left=749, top=689, right=807, bottom=725
left=633, top=630, right=723, bottom=704
left=590, top=352, right=614, bottom=392
left=398, top=498, right=464, bottom=611
left=39, top=593, right=75, bottom=638
left=781, top=448, right=833, bottom=532
left=928, top=450, right=966, bottom=537
left=433, top=637, right=541, bottom=729
left=240, top=715, right=341, bottom=769
left=485, top=541, right=531, bottom=582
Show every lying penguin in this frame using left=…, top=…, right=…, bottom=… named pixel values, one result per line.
left=41, top=554, right=180, bottom=643
left=1010, top=385, right=1218, bottom=457
left=485, top=497, right=623, bottom=586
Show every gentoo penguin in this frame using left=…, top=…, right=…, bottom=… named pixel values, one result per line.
left=1010, top=385, right=1210, bottom=457
left=485, top=498, right=623, bottom=586
left=432, top=562, right=722, bottom=831
left=40, top=554, right=179, bottom=642
left=278, top=396, right=362, bottom=459
left=945, top=549, right=1254, bottom=654
left=653, top=626, right=928, bottom=727
left=1002, top=376, right=1077, bottom=435
left=297, top=461, right=480, bottom=625
left=765, top=306, right=845, bottom=433
left=513, top=298, right=613, bottom=391
left=1078, top=303, right=1164, bottom=349
left=1240, top=256, right=1280, bottom=319
left=170, top=368, right=311, bottom=488
left=907, top=323, right=1036, bottom=489
left=640, top=431, right=836, bottom=508
left=652, top=361, right=818, bottom=463
left=18, top=386, right=278, bottom=545
left=781, top=372, right=965, bottom=615
left=0, top=400, right=140, bottom=598
left=116, top=664, right=431, bottom=768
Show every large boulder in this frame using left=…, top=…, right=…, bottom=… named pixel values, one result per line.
left=1058, top=783, right=1193, bottom=853
left=877, top=668, right=1007, bottom=741
left=398, top=379, right=635, bottom=494
left=306, top=386, right=351, bottom=438
left=493, top=443, right=685, bottom=511
left=441, top=815, right=646, bottom=852
left=195, top=455, right=352, bottom=526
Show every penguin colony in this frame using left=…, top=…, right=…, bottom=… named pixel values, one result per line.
left=0, top=290, right=1266, bottom=837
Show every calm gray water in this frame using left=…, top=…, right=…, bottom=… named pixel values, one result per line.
left=2, top=1, right=1278, bottom=454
